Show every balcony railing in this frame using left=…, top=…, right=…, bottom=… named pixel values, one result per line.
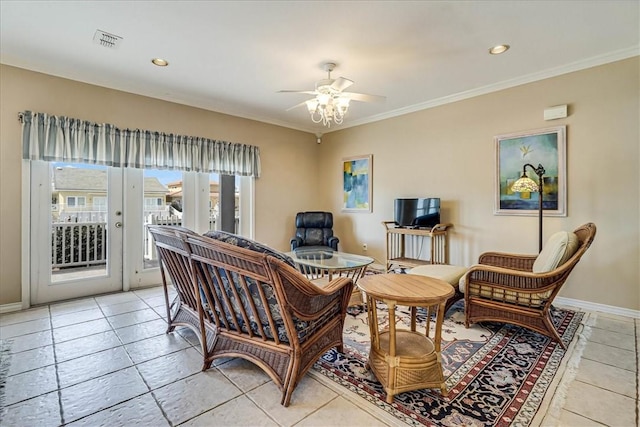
left=52, top=222, right=107, bottom=268
left=51, top=214, right=237, bottom=270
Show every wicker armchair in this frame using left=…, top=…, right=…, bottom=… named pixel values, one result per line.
left=148, top=225, right=353, bottom=407
left=464, top=223, right=596, bottom=349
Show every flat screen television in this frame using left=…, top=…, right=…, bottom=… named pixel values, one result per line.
left=394, top=198, right=441, bottom=228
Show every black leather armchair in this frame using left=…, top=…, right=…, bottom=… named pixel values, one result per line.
left=290, top=211, right=339, bottom=251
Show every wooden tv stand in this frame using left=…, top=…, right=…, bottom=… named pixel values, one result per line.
left=382, top=221, right=452, bottom=272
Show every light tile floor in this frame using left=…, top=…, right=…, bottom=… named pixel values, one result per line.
left=0, top=287, right=637, bottom=427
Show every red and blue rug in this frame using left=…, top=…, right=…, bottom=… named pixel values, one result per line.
left=313, top=301, right=583, bottom=426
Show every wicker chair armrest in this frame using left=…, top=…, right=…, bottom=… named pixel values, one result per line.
left=300, top=277, right=352, bottom=318
left=465, top=264, right=559, bottom=294
left=318, top=277, right=353, bottom=294
left=478, top=251, right=537, bottom=271
left=299, top=277, right=352, bottom=315
left=269, top=260, right=352, bottom=318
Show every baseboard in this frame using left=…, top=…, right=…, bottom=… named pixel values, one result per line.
left=0, top=302, right=25, bottom=314
left=555, top=296, right=640, bottom=319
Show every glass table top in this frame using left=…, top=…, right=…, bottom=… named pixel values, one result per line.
left=285, top=249, right=374, bottom=270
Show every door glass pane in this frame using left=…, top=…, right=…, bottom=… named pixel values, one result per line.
left=143, top=169, right=182, bottom=268
left=51, top=163, right=108, bottom=282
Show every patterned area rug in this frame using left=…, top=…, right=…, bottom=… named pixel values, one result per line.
left=313, top=301, right=583, bottom=426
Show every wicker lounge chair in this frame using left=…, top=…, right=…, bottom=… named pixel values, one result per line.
left=464, top=223, right=596, bottom=349
left=148, top=225, right=353, bottom=407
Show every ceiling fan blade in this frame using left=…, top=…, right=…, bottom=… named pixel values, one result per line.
left=330, top=77, right=354, bottom=92
left=341, top=92, right=386, bottom=102
left=278, top=90, right=318, bottom=95
left=285, top=101, right=310, bottom=111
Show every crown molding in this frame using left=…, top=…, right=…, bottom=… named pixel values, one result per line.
left=339, top=46, right=640, bottom=132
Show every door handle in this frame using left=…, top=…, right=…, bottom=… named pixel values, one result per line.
left=115, top=222, right=123, bottom=228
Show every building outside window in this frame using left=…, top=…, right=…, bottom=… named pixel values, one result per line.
left=93, top=196, right=107, bottom=211
left=66, top=196, right=86, bottom=208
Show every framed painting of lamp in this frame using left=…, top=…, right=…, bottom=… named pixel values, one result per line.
left=494, top=126, right=567, bottom=217
left=342, top=154, right=372, bottom=212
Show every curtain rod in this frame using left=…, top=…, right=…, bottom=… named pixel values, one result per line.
left=17, top=112, right=24, bottom=123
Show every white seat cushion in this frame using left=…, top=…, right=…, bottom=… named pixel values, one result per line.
left=457, top=265, right=480, bottom=293
left=532, top=231, right=580, bottom=273
left=409, top=264, right=468, bottom=286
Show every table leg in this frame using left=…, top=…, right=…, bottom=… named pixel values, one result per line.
left=365, top=294, right=378, bottom=370
left=435, top=301, right=447, bottom=396
left=410, top=306, right=417, bottom=332
left=434, top=301, right=445, bottom=352
left=387, top=301, right=397, bottom=404
left=350, top=265, right=369, bottom=307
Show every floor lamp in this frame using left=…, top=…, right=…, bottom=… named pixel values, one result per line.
left=511, top=163, right=546, bottom=252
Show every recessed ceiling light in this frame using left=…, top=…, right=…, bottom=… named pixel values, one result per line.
left=489, top=44, right=510, bottom=55
left=151, top=58, right=169, bottom=67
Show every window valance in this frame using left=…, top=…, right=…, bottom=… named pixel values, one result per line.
left=20, top=111, right=261, bottom=177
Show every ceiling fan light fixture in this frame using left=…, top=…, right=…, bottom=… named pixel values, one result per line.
left=336, top=97, right=350, bottom=113
left=317, top=93, right=331, bottom=105
left=489, top=44, right=510, bottom=55
left=280, top=61, right=383, bottom=128
left=306, top=99, right=319, bottom=113
left=306, top=94, right=349, bottom=127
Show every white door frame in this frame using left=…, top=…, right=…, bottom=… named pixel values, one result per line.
left=26, top=161, right=124, bottom=305
left=21, top=160, right=33, bottom=309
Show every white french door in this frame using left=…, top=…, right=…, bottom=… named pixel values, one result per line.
left=30, top=161, right=124, bottom=304
left=27, top=162, right=253, bottom=305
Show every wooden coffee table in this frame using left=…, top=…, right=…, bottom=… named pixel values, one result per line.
left=356, top=273, right=454, bottom=403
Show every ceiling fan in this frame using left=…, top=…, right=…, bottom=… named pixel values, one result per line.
left=278, top=62, right=385, bottom=127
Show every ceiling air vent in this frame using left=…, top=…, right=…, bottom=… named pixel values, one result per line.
left=93, top=29, right=123, bottom=49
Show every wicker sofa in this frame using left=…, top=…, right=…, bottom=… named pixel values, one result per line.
left=148, top=225, right=353, bottom=407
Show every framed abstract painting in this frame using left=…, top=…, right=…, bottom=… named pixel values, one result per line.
left=495, top=126, right=567, bottom=216
left=342, top=154, right=372, bottom=212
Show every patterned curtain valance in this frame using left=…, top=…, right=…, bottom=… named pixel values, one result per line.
left=20, top=111, right=261, bottom=177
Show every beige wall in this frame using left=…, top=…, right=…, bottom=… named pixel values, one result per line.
left=0, top=65, right=320, bottom=305
left=1, top=59, right=639, bottom=311
left=320, top=58, right=639, bottom=311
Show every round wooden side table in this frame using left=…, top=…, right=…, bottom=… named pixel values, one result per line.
left=356, top=273, right=454, bottom=403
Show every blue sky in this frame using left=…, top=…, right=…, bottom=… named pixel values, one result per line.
left=143, top=169, right=184, bottom=185
left=144, top=170, right=221, bottom=185
left=53, top=162, right=219, bottom=186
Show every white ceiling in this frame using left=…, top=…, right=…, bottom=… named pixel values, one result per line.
left=1, top=1, right=638, bottom=134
